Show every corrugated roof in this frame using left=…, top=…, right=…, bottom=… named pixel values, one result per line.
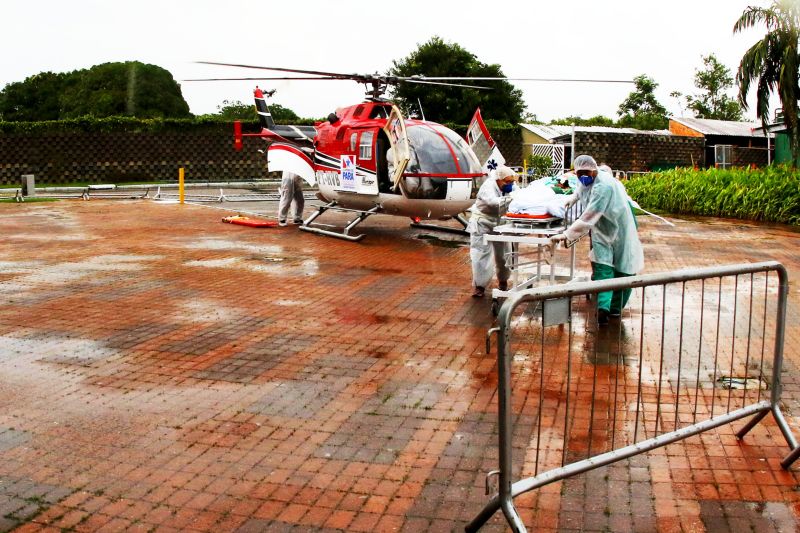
left=520, top=123, right=671, bottom=140
left=671, top=117, right=771, bottom=137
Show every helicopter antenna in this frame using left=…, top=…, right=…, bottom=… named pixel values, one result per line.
left=417, top=98, right=426, bottom=121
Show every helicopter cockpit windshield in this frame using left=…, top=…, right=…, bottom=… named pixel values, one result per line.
left=401, top=124, right=483, bottom=200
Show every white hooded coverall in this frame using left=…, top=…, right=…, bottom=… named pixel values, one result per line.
left=278, top=171, right=305, bottom=223
left=467, top=178, right=514, bottom=289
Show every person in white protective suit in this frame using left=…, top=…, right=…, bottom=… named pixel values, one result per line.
left=467, top=166, right=519, bottom=298
left=551, top=155, right=644, bottom=325
left=278, top=171, right=305, bottom=226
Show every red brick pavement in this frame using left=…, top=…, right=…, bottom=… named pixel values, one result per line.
left=0, top=200, right=800, bottom=532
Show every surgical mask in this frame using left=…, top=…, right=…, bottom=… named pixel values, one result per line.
left=578, top=174, right=594, bottom=186
left=500, top=182, right=514, bottom=194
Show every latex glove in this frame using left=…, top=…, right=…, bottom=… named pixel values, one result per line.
left=563, top=194, right=578, bottom=209
left=550, top=233, right=568, bottom=245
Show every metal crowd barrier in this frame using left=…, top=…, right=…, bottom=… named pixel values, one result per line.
left=150, top=186, right=317, bottom=203
left=467, top=261, right=799, bottom=532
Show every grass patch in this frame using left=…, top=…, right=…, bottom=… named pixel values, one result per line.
left=626, top=165, right=800, bottom=225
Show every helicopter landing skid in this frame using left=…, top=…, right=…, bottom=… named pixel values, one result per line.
left=409, top=212, right=469, bottom=236
left=299, top=201, right=380, bottom=242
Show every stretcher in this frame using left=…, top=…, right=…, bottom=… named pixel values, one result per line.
left=483, top=208, right=588, bottom=317
left=221, top=215, right=278, bottom=228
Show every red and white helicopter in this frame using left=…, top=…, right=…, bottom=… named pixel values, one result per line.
left=192, top=62, right=630, bottom=241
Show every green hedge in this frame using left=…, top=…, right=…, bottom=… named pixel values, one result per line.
left=626, top=165, right=800, bottom=225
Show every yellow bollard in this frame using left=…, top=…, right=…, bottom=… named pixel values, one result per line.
left=179, top=167, right=185, bottom=204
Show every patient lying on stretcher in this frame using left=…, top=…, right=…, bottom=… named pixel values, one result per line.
left=506, top=174, right=578, bottom=219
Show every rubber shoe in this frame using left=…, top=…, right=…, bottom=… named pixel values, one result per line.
left=278, top=219, right=288, bottom=227
left=598, top=308, right=610, bottom=326
left=472, top=286, right=485, bottom=298
left=293, top=219, right=304, bottom=225
left=498, top=281, right=508, bottom=291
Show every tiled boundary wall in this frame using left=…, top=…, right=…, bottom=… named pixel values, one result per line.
left=573, top=131, right=705, bottom=172
left=0, top=130, right=269, bottom=186
left=0, top=127, right=525, bottom=187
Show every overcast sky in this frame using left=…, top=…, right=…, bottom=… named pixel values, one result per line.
left=1, top=0, right=779, bottom=123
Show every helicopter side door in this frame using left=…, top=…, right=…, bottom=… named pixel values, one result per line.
left=383, top=106, right=410, bottom=194
left=467, top=108, right=505, bottom=173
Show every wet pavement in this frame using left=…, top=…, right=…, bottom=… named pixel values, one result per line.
left=1, top=198, right=800, bottom=532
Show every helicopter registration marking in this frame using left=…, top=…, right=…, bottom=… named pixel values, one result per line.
left=316, top=170, right=340, bottom=187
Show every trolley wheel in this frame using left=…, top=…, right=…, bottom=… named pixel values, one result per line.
left=491, top=299, right=500, bottom=317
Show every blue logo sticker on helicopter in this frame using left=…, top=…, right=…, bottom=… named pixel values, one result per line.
left=340, top=155, right=356, bottom=191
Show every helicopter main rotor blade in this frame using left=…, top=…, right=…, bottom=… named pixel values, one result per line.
left=196, top=61, right=356, bottom=80
left=402, top=79, right=492, bottom=90
left=408, top=76, right=635, bottom=84
left=183, top=76, right=345, bottom=81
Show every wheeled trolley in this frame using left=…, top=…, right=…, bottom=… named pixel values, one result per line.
left=484, top=215, right=587, bottom=316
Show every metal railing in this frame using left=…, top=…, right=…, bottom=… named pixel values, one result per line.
left=467, top=261, right=799, bottom=532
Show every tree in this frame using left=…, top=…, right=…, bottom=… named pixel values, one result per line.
left=0, top=72, right=67, bottom=121
left=734, top=0, right=800, bottom=165
left=0, top=61, right=191, bottom=121
left=60, top=62, right=190, bottom=119
left=269, top=103, right=300, bottom=122
left=389, top=36, right=526, bottom=124
left=550, top=115, right=615, bottom=127
left=207, top=99, right=299, bottom=122
left=684, top=54, right=743, bottom=120
left=526, top=154, right=553, bottom=177
left=521, top=111, right=540, bottom=124
left=616, top=74, right=669, bottom=130
left=213, top=100, right=256, bottom=120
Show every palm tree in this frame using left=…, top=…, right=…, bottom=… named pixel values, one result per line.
left=734, top=0, right=800, bottom=165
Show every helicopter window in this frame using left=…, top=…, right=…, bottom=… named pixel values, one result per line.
left=359, top=131, right=373, bottom=160
left=349, top=132, right=358, bottom=152
left=433, top=126, right=483, bottom=174
left=406, top=126, right=455, bottom=174
left=353, top=105, right=365, bottom=117
left=369, top=106, right=391, bottom=119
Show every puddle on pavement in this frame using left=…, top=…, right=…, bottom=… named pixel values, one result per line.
left=700, top=500, right=797, bottom=532
left=0, top=255, right=164, bottom=295
left=274, top=299, right=308, bottom=306
left=416, top=233, right=467, bottom=248
left=0, top=333, right=119, bottom=373
left=180, top=238, right=283, bottom=255
left=5, top=233, right=98, bottom=242
left=186, top=255, right=319, bottom=276
left=177, top=299, right=241, bottom=323
left=0, top=260, right=43, bottom=273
